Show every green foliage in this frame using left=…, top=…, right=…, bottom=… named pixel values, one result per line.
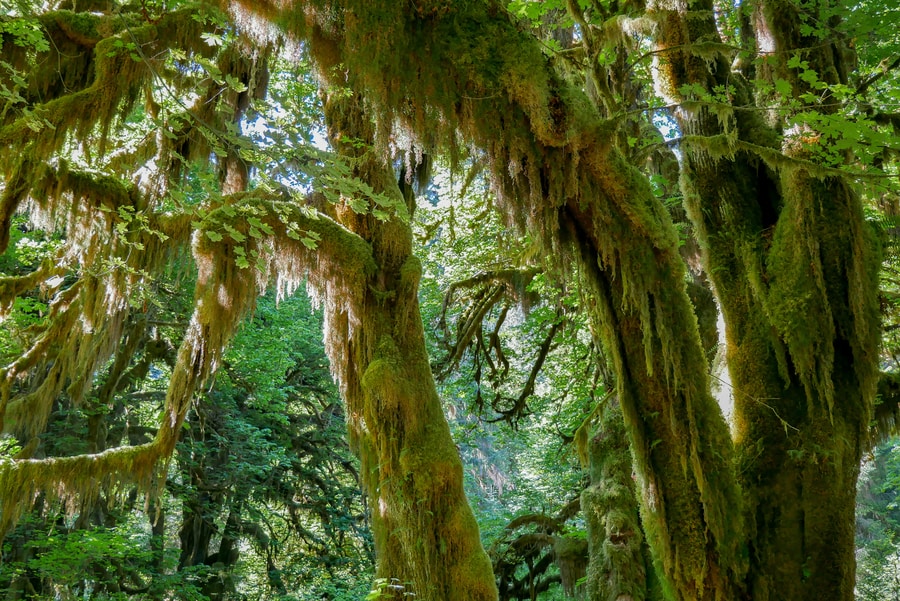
left=857, top=440, right=900, bottom=600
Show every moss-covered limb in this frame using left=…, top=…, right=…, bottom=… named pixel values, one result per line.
left=442, top=267, right=541, bottom=308
left=9, top=225, right=261, bottom=536
left=680, top=135, right=862, bottom=181
left=0, top=281, right=82, bottom=437
left=155, top=229, right=262, bottom=446
left=28, top=160, right=145, bottom=223
left=441, top=283, right=506, bottom=375
left=565, top=0, right=651, bottom=164
left=196, top=191, right=378, bottom=300
left=0, top=7, right=211, bottom=161
left=0, top=155, right=35, bottom=254
left=0, top=165, right=193, bottom=438
left=0, top=440, right=163, bottom=537
left=0, top=266, right=149, bottom=440
left=558, top=204, right=743, bottom=600
left=0, top=11, right=104, bottom=122
left=0, top=196, right=256, bottom=536
left=685, top=276, right=718, bottom=365
left=766, top=172, right=880, bottom=417
left=0, top=158, right=143, bottom=254
left=0, top=260, right=65, bottom=313
left=437, top=266, right=541, bottom=380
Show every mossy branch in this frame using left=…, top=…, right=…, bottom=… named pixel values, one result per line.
left=0, top=8, right=209, bottom=160
left=0, top=440, right=163, bottom=537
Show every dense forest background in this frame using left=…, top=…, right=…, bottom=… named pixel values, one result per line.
left=1, top=0, right=900, bottom=599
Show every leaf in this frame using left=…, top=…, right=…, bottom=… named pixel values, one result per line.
left=205, top=230, right=223, bottom=242
left=248, top=217, right=275, bottom=235
left=224, top=225, right=246, bottom=243
left=225, top=74, right=248, bottom=93
left=774, top=78, right=792, bottom=96
left=201, top=32, right=223, bottom=47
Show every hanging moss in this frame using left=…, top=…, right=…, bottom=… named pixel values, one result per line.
left=765, top=169, right=880, bottom=420
left=0, top=262, right=63, bottom=315
left=0, top=159, right=194, bottom=442
left=0, top=440, right=163, bottom=537
left=651, top=1, right=882, bottom=598
left=0, top=7, right=211, bottom=163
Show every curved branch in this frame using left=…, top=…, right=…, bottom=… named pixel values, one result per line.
left=0, top=260, right=65, bottom=312
left=199, top=191, right=377, bottom=298
left=439, top=267, right=540, bottom=375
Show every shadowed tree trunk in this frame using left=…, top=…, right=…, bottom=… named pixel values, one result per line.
left=581, top=399, right=664, bottom=601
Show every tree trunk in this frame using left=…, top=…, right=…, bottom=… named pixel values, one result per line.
left=317, top=90, right=497, bottom=600
left=650, top=1, right=881, bottom=599
left=581, top=400, right=663, bottom=601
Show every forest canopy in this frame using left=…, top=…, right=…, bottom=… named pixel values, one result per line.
left=1, top=0, right=900, bottom=600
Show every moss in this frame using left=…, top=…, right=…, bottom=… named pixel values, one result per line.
left=0, top=440, right=162, bottom=537
left=0, top=7, right=209, bottom=161
left=581, top=401, right=661, bottom=601
left=52, top=10, right=102, bottom=46
left=765, top=170, right=881, bottom=420
left=0, top=155, right=34, bottom=254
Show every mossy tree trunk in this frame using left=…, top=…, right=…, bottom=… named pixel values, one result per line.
left=650, top=1, right=880, bottom=599
left=581, top=400, right=664, bottom=601
left=315, top=90, right=497, bottom=600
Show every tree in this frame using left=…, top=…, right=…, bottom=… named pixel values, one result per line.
left=216, top=0, right=896, bottom=598
left=0, top=3, right=495, bottom=599
left=0, top=0, right=897, bottom=600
